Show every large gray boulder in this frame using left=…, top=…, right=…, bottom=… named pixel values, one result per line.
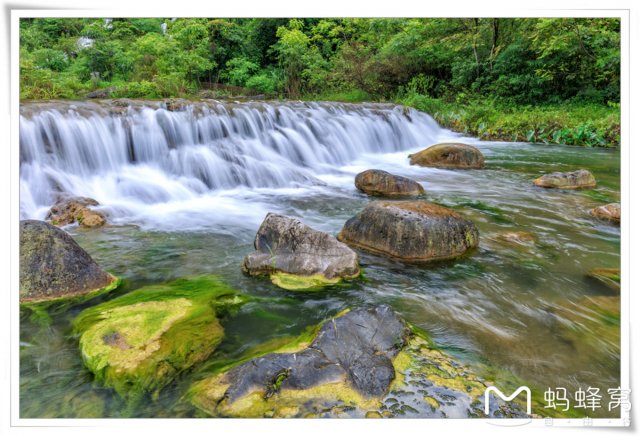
left=355, top=169, right=424, bottom=197
left=242, top=213, right=360, bottom=290
left=20, top=220, right=118, bottom=304
left=533, top=169, right=596, bottom=189
left=337, top=201, right=479, bottom=262
left=408, top=143, right=485, bottom=169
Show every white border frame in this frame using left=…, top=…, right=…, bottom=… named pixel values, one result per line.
left=5, top=2, right=635, bottom=434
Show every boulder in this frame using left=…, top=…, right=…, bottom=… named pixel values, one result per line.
left=73, top=276, right=246, bottom=399
left=590, top=203, right=620, bottom=225
left=20, top=220, right=118, bottom=304
left=355, top=169, right=424, bottom=197
left=337, top=201, right=479, bottom=262
left=533, top=169, right=596, bottom=189
left=86, top=87, right=116, bottom=99
left=408, top=143, right=485, bottom=169
left=46, top=197, right=106, bottom=228
left=189, top=305, right=526, bottom=418
left=242, top=213, right=360, bottom=290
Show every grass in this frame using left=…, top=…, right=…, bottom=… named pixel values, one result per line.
left=398, top=93, right=620, bottom=148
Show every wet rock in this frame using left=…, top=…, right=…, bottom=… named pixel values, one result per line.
left=355, top=169, right=425, bottom=197
left=86, top=87, right=116, bottom=99
left=242, top=213, right=360, bottom=290
left=590, top=203, right=620, bottom=225
left=189, top=305, right=529, bottom=418
left=493, top=231, right=536, bottom=246
left=164, top=98, right=191, bottom=111
left=46, top=196, right=106, bottom=228
left=20, top=220, right=118, bottom=304
left=533, top=169, right=596, bottom=189
left=408, top=143, right=485, bottom=169
left=73, top=276, right=246, bottom=399
left=587, top=268, right=620, bottom=292
left=337, top=201, right=479, bottom=262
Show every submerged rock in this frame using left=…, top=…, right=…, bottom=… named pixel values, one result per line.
left=46, top=196, right=106, bottom=228
left=493, top=231, right=536, bottom=246
left=355, top=169, right=424, bottom=197
left=587, top=268, right=621, bottom=292
left=408, top=143, right=485, bottom=169
left=20, top=220, right=118, bottom=304
left=337, top=201, right=479, bottom=262
left=242, top=213, right=360, bottom=290
left=73, top=276, right=246, bottom=399
left=590, top=203, right=620, bottom=225
left=533, top=169, right=596, bottom=189
left=188, top=305, right=527, bottom=418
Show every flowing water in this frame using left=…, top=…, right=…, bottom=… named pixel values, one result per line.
left=19, top=100, right=621, bottom=418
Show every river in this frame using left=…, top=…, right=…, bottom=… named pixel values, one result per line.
left=19, top=100, right=620, bottom=418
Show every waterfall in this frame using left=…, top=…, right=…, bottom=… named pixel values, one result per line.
left=19, top=100, right=451, bottom=230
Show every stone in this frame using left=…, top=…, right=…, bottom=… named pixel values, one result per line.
left=20, top=220, right=118, bottom=304
left=242, top=213, right=360, bottom=290
left=590, top=203, right=620, bottom=225
left=188, top=305, right=529, bottom=418
left=337, top=201, right=479, bottom=262
left=587, top=268, right=620, bottom=292
left=73, top=276, right=246, bottom=399
left=533, top=169, right=596, bottom=189
left=408, top=143, right=485, bottom=169
left=46, top=196, right=106, bottom=228
left=355, top=169, right=425, bottom=196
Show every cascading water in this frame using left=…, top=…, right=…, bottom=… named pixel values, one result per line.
left=19, top=100, right=451, bottom=230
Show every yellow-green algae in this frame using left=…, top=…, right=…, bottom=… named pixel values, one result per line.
left=269, top=271, right=360, bottom=291
left=73, top=276, right=246, bottom=400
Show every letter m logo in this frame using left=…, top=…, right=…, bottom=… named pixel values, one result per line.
left=484, top=386, right=531, bottom=416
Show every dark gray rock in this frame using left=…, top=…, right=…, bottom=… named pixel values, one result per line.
left=20, top=220, right=117, bottom=303
left=221, top=305, right=410, bottom=402
left=242, top=213, right=360, bottom=287
left=86, top=87, right=116, bottom=99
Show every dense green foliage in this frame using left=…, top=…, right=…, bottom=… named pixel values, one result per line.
left=20, top=18, right=620, bottom=146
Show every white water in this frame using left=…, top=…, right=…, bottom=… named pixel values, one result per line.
left=20, top=101, right=454, bottom=230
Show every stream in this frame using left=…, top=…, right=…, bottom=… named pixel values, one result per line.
left=19, top=100, right=620, bottom=418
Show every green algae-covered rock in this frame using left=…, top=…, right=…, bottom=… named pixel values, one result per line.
left=587, top=268, right=621, bottom=292
left=73, top=276, right=246, bottom=399
left=188, top=305, right=527, bottom=418
left=20, top=220, right=119, bottom=305
left=242, top=213, right=360, bottom=290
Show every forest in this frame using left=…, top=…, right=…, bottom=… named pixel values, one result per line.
left=20, top=18, right=621, bottom=146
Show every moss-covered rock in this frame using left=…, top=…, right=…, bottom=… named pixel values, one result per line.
left=20, top=220, right=119, bottom=305
left=587, top=268, right=621, bottom=292
left=188, top=305, right=527, bottom=418
left=355, top=169, right=425, bottom=197
left=590, top=203, right=620, bottom=225
left=242, top=213, right=360, bottom=290
left=73, top=276, right=246, bottom=399
left=337, top=201, right=479, bottom=263
left=408, top=143, right=485, bottom=169
left=533, top=169, right=596, bottom=189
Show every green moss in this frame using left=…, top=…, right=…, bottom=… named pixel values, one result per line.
left=270, top=272, right=341, bottom=290
left=73, top=276, right=245, bottom=400
left=21, top=277, right=122, bottom=323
